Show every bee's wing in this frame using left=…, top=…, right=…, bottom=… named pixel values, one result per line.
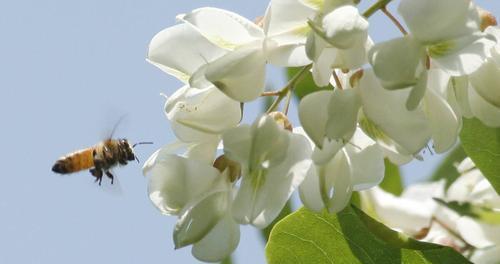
left=101, top=115, right=128, bottom=140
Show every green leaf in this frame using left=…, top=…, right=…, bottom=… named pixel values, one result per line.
left=220, top=256, right=233, bottom=264
left=434, top=198, right=500, bottom=225
left=261, top=200, right=293, bottom=242
left=379, top=159, right=403, bottom=195
left=460, top=118, right=500, bottom=194
left=429, top=145, right=466, bottom=188
left=266, top=206, right=471, bottom=264
left=287, top=67, right=327, bottom=99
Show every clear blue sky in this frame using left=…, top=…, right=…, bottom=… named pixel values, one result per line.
left=1, top=1, right=499, bottom=263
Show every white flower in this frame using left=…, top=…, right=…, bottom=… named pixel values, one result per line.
left=361, top=181, right=445, bottom=235
left=222, top=115, right=312, bottom=228
left=360, top=158, right=500, bottom=262
left=148, top=22, right=242, bottom=142
left=164, top=85, right=241, bottom=143
left=306, top=5, right=371, bottom=86
left=179, top=7, right=312, bottom=102
left=369, top=0, right=496, bottom=107
left=447, top=26, right=500, bottom=128
left=144, top=148, right=239, bottom=262
left=298, top=127, right=385, bottom=213
left=447, top=158, right=500, bottom=244
left=299, top=68, right=460, bottom=164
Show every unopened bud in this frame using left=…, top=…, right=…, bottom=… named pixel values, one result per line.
left=349, top=69, right=364, bottom=88
left=413, top=227, right=430, bottom=240
left=254, top=16, right=265, bottom=28
left=268, top=111, right=293, bottom=131
left=213, top=155, right=241, bottom=182
left=477, top=6, right=497, bottom=31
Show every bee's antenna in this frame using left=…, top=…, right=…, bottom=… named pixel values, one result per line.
left=135, top=156, right=140, bottom=164
left=132, top=142, right=153, bottom=148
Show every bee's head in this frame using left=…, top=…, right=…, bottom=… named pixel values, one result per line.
left=119, top=139, right=136, bottom=161
left=127, top=140, right=153, bottom=163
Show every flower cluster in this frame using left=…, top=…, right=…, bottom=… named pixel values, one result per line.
left=361, top=158, right=500, bottom=263
left=143, top=0, right=500, bottom=262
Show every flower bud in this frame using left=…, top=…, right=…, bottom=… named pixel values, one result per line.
left=213, top=155, right=241, bottom=182
left=349, top=69, right=364, bottom=88
left=477, top=6, right=497, bottom=31
left=267, top=111, right=293, bottom=131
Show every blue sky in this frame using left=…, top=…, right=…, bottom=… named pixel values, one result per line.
left=1, top=1, right=499, bottom=263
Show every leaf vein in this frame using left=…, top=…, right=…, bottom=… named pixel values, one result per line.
left=313, top=214, right=377, bottom=264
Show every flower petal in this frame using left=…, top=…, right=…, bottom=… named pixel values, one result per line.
left=457, top=217, right=500, bottom=248
left=142, top=141, right=190, bottom=175
left=359, top=70, right=431, bottom=155
left=451, top=76, right=474, bottom=118
left=311, top=47, right=337, bottom=87
left=147, top=155, right=221, bottom=215
left=192, top=213, right=240, bottom=262
left=369, top=36, right=425, bottom=90
left=431, top=34, right=496, bottom=76
left=178, top=7, right=264, bottom=49
left=470, top=246, right=500, bottom=264
left=165, top=85, right=242, bottom=142
left=204, top=45, right=266, bottom=102
left=346, top=129, right=385, bottom=191
left=147, top=23, right=227, bottom=82
left=263, top=0, right=314, bottom=66
left=174, top=190, right=230, bottom=249
left=398, top=0, right=480, bottom=43
left=424, top=75, right=461, bottom=153
left=469, top=82, right=500, bottom=127
left=323, top=150, right=353, bottom=213
left=232, top=133, right=312, bottom=228
left=470, top=59, right=500, bottom=108
left=298, top=90, right=332, bottom=147
left=321, top=5, right=368, bottom=49
left=265, top=42, right=311, bottom=67
left=325, top=88, right=361, bottom=141
left=264, top=0, right=315, bottom=38
left=363, top=187, right=433, bottom=235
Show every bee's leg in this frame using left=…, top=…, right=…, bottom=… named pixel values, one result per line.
left=105, top=171, right=114, bottom=185
left=90, top=168, right=103, bottom=185
left=92, top=149, right=106, bottom=185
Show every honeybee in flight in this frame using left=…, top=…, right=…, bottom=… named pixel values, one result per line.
left=52, top=138, right=153, bottom=184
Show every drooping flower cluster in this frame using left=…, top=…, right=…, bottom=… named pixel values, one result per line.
left=143, top=0, right=500, bottom=261
left=361, top=158, right=500, bottom=263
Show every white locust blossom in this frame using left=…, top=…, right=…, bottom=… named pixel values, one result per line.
left=148, top=23, right=241, bottom=143
left=222, top=115, right=312, bottom=228
left=306, top=4, right=371, bottom=86
left=448, top=26, right=500, bottom=128
left=298, top=127, right=385, bottom=213
left=299, top=69, right=460, bottom=165
left=144, top=151, right=239, bottom=263
left=179, top=7, right=311, bottom=102
left=369, top=0, right=496, bottom=108
left=265, top=0, right=370, bottom=86
left=361, top=158, right=500, bottom=263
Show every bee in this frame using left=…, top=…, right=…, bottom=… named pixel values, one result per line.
left=52, top=139, right=152, bottom=185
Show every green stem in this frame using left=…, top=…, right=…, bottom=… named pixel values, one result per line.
left=362, top=0, right=393, bottom=18
left=266, top=64, right=312, bottom=114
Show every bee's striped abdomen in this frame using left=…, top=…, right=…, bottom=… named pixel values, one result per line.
left=52, top=148, right=94, bottom=174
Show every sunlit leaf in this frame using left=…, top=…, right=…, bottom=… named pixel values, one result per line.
left=460, top=118, right=500, bottom=194
left=287, top=67, right=328, bottom=99
left=379, top=159, right=403, bottom=195
left=266, top=206, right=470, bottom=263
